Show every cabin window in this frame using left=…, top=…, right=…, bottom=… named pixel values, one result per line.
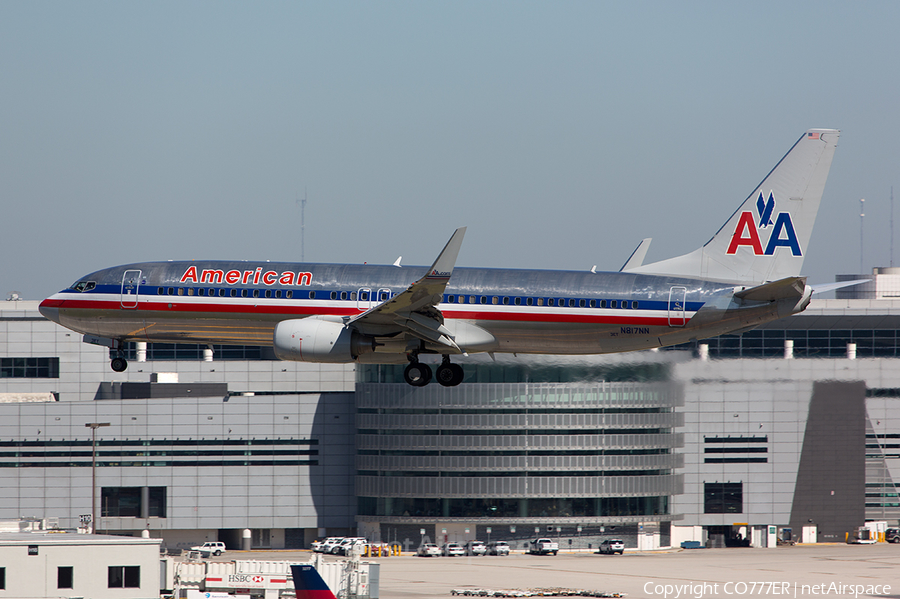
left=502, top=297, right=509, bottom=305
left=447, top=295, right=455, bottom=303
left=309, top=291, right=316, bottom=299
left=219, top=289, right=226, bottom=297
left=480, top=296, right=487, bottom=304
left=610, top=300, right=617, bottom=308
left=176, top=288, right=183, bottom=296
left=230, top=289, right=237, bottom=297
left=380, top=291, right=389, bottom=301
left=526, top=298, right=533, bottom=306
left=633, top=301, right=639, bottom=309
left=537, top=298, right=543, bottom=306
left=350, top=292, right=357, bottom=300
left=198, top=288, right=205, bottom=296
left=157, top=288, right=164, bottom=295
left=286, top=290, right=293, bottom=299
left=600, top=300, right=606, bottom=308
left=275, top=290, right=282, bottom=298
left=253, top=289, right=259, bottom=298
left=340, top=291, right=348, bottom=300
left=188, top=288, right=194, bottom=296
left=264, top=290, right=271, bottom=298
left=514, top=297, right=521, bottom=305
left=330, top=291, right=337, bottom=300
left=568, top=299, right=575, bottom=307
left=579, top=299, right=585, bottom=307
left=469, top=296, right=476, bottom=304
left=589, top=299, right=596, bottom=308
left=492, top=297, right=499, bottom=305
left=548, top=298, right=555, bottom=306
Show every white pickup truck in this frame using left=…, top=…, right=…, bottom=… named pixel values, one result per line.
left=528, top=538, right=559, bottom=555
left=190, top=541, right=225, bottom=556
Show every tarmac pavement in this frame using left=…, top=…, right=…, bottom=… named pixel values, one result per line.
left=216, top=545, right=900, bottom=599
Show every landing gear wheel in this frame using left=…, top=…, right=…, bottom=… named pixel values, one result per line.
left=403, top=362, right=432, bottom=387
left=436, top=362, right=465, bottom=387
left=111, top=357, right=128, bottom=373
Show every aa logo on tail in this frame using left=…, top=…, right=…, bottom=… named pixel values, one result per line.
left=726, top=191, right=801, bottom=256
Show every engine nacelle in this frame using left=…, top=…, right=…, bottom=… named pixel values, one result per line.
left=273, top=317, right=375, bottom=363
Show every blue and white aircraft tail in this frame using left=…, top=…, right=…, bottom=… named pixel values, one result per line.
left=290, top=564, right=337, bottom=599
left=626, top=129, right=839, bottom=284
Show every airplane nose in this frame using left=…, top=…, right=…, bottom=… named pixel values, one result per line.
left=39, top=298, right=60, bottom=324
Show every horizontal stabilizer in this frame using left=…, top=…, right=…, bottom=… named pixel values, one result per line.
left=810, top=278, right=871, bottom=295
left=734, top=276, right=806, bottom=302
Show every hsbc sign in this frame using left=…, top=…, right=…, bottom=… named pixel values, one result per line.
left=204, top=574, right=289, bottom=590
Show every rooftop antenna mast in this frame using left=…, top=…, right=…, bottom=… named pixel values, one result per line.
left=891, top=187, right=895, bottom=268
left=298, top=188, right=307, bottom=262
left=860, top=198, right=865, bottom=274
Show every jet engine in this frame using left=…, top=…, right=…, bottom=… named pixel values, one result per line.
left=273, top=316, right=376, bottom=363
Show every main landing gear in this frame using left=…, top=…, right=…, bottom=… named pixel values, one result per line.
left=110, top=342, right=128, bottom=373
left=403, top=355, right=464, bottom=387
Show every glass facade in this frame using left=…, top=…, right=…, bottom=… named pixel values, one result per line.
left=670, top=329, right=900, bottom=358
left=356, top=382, right=683, bottom=524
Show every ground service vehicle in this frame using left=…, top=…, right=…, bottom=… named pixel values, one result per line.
left=528, top=538, right=559, bottom=555
left=598, top=539, right=625, bottom=554
left=887, top=528, right=899, bottom=543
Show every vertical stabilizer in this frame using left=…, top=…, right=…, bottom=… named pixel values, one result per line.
left=291, top=564, right=338, bottom=599
left=626, top=129, right=839, bottom=283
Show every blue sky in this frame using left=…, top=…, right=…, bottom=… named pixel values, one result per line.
left=2, top=1, right=898, bottom=299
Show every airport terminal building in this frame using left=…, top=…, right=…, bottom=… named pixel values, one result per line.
left=2, top=275, right=899, bottom=550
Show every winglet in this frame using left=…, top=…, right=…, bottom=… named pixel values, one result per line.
left=425, top=227, right=466, bottom=280
left=290, top=564, right=337, bottom=599
left=621, top=238, right=652, bottom=272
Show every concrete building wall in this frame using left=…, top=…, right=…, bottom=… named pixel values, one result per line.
left=0, top=533, right=160, bottom=599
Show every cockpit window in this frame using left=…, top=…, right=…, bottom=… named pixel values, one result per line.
left=72, top=281, right=96, bottom=292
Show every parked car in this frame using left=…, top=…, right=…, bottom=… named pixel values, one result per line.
left=528, top=538, right=559, bottom=555
left=312, top=537, right=342, bottom=553
left=320, top=537, right=345, bottom=554
left=190, top=541, right=225, bottom=556
left=417, top=543, right=441, bottom=557
left=598, top=539, right=625, bottom=555
left=466, top=540, right=487, bottom=556
left=887, top=528, right=900, bottom=543
left=487, top=540, right=510, bottom=556
left=333, top=537, right=367, bottom=555
left=441, top=542, right=465, bottom=556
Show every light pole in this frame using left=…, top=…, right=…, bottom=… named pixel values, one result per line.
left=85, top=422, right=110, bottom=533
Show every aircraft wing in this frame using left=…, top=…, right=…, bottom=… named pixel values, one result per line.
left=347, top=227, right=466, bottom=351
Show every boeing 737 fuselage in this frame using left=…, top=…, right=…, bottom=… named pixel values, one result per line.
left=40, top=129, right=841, bottom=386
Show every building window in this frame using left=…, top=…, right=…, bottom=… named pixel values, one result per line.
left=58, top=566, right=73, bottom=589
left=0, top=357, right=59, bottom=378
left=102, top=487, right=166, bottom=517
left=704, top=482, right=743, bottom=514
left=108, top=566, right=140, bottom=588
left=0, top=567, right=5, bottom=589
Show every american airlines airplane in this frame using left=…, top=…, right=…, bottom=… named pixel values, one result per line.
left=40, top=129, right=841, bottom=387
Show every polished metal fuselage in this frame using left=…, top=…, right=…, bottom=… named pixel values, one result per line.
left=40, top=260, right=793, bottom=357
